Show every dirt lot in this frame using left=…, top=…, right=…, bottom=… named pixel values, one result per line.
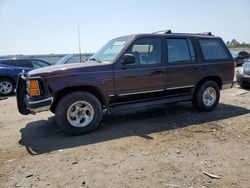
left=0, top=87, right=250, bottom=188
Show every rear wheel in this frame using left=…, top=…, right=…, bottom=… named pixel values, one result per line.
left=55, top=91, right=103, bottom=135
left=193, top=81, right=220, bottom=112
left=0, top=78, right=15, bottom=96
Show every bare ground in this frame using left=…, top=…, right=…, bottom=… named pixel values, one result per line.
left=0, top=87, right=250, bottom=188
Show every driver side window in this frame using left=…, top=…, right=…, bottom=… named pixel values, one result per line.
left=126, top=38, right=161, bottom=66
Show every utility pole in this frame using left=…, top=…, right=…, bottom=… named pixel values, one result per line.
left=77, top=25, right=82, bottom=62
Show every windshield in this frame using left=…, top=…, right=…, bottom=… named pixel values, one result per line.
left=90, top=36, right=131, bottom=63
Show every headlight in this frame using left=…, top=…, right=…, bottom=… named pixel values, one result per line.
left=27, top=80, right=40, bottom=97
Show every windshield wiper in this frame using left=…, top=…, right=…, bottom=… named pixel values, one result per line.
left=89, top=58, right=102, bottom=63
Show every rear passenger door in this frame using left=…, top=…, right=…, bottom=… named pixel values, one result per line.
left=163, top=37, right=201, bottom=95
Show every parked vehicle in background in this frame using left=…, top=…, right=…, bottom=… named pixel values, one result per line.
left=0, top=58, right=50, bottom=96
left=231, top=51, right=250, bottom=67
left=54, top=54, right=75, bottom=65
left=16, top=31, right=234, bottom=135
left=236, top=59, right=250, bottom=87
left=54, top=54, right=92, bottom=65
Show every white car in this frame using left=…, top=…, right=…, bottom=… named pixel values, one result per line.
left=236, top=60, right=250, bottom=87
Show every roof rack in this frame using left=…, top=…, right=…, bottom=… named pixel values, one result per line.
left=197, top=32, right=212, bottom=36
left=153, top=30, right=213, bottom=36
left=153, top=30, right=172, bottom=34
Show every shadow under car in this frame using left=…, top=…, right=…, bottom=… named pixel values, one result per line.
left=19, top=102, right=250, bottom=155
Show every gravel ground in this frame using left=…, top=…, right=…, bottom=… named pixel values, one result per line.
left=0, top=87, right=250, bottom=188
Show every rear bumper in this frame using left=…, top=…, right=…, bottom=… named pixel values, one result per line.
left=16, top=74, right=53, bottom=115
left=236, top=73, right=250, bottom=86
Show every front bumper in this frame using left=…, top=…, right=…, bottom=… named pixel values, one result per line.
left=16, top=74, right=53, bottom=115
left=236, top=73, right=250, bottom=86
left=26, top=97, right=53, bottom=113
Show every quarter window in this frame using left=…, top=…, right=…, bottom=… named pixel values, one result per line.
left=199, top=39, right=229, bottom=60
left=167, top=39, right=193, bottom=63
left=127, top=38, right=161, bottom=65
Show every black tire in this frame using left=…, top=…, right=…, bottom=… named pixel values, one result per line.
left=55, top=91, right=103, bottom=136
left=0, top=78, right=15, bottom=96
left=192, top=81, right=220, bottom=112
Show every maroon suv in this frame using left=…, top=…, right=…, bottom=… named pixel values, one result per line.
left=16, top=31, right=234, bottom=135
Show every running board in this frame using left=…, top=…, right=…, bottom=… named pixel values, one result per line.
left=109, top=95, right=192, bottom=113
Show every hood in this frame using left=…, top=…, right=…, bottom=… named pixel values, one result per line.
left=28, top=61, right=110, bottom=77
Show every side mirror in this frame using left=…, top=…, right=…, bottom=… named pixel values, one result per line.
left=122, top=54, right=135, bottom=65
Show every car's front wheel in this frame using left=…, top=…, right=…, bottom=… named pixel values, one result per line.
left=193, top=81, right=220, bottom=112
left=0, top=78, right=15, bottom=96
left=55, top=91, right=103, bottom=135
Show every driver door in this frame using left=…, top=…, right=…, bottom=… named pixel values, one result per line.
left=114, top=37, right=165, bottom=102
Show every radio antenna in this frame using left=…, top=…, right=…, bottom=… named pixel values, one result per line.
left=77, top=25, right=82, bottom=62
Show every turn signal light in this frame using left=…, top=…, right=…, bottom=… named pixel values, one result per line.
left=28, top=80, right=40, bottom=96
left=30, top=80, right=39, bottom=89
left=30, top=89, right=40, bottom=96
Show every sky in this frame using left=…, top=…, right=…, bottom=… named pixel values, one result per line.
left=0, top=0, right=250, bottom=55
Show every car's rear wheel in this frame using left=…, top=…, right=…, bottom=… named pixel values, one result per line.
left=0, top=78, right=15, bottom=96
left=55, top=91, right=103, bottom=135
left=193, top=81, right=220, bottom=112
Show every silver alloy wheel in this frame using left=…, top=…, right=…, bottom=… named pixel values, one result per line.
left=203, top=87, right=217, bottom=107
left=67, top=101, right=94, bottom=128
left=0, top=81, right=13, bottom=95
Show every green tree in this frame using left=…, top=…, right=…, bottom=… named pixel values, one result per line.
left=226, top=39, right=250, bottom=48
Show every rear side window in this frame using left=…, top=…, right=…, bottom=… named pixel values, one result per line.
left=166, top=39, right=195, bottom=63
left=13, top=60, right=33, bottom=68
left=199, top=39, right=229, bottom=60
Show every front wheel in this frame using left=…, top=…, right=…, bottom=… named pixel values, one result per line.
left=55, top=91, right=103, bottom=136
left=192, top=81, right=220, bottom=112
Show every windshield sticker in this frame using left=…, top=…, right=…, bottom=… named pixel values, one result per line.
left=113, top=41, right=126, bottom=46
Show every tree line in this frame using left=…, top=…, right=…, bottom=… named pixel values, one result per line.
left=226, top=39, right=250, bottom=48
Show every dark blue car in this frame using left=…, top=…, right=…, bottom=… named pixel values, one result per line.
left=0, top=58, right=50, bottom=96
